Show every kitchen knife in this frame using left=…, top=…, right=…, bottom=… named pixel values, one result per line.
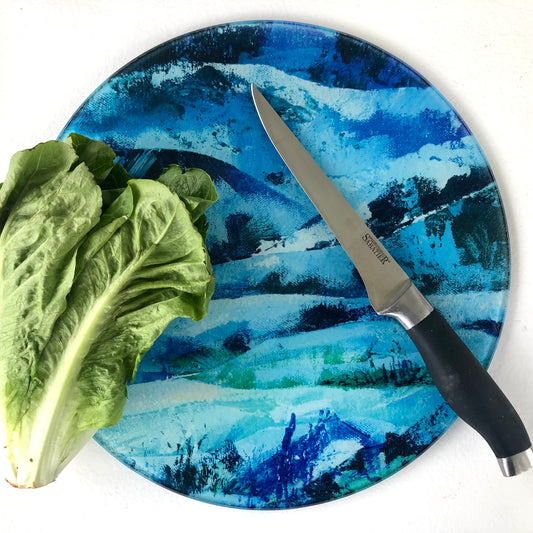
left=251, top=84, right=532, bottom=476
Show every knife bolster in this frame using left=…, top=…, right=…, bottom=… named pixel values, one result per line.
left=378, top=281, right=433, bottom=329
left=498, top=447, right=533, bottom=476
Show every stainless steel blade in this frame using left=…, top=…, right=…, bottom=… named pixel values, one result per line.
left=251, top=84, right=433, bottom=327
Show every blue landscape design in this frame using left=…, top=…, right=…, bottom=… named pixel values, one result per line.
left=60, top=21, right=510, bottom=508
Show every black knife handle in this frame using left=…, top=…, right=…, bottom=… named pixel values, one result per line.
left=406, top=309, right=531, bottom=466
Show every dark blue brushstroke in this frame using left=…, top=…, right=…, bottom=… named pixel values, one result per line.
left=342, top=109, right=469, bottom=159
left=156, top=406, right=451, bottom=508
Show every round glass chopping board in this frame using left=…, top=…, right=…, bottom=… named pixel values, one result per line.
left=60, top=20, right=510, bottom=509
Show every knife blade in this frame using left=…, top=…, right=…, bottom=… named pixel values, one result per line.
left=251, top=83, right=532, bottom=476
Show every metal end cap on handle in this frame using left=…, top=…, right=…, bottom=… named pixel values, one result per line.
left=498, top=447, right=533, bottom=477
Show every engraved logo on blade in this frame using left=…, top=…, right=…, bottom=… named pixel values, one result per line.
left=362, top=233, right=391, bottom=265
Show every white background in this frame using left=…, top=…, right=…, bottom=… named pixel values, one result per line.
left=0, top=1, right=532, bottom=531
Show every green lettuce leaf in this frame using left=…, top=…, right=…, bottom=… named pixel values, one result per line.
left=157, top=164, right=218, bottom=222
left=64, top=133, right=131, bottom=209
left=64, top=132, right=116, bottom=184
left=158, top=164, right=218, bottom=242
left=0, top=137, right=216, bottom=488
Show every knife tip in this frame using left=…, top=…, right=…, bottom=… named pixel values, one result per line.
left=251, top=84, right=268, bottom=108
left=251, top=83, right=261, bottom=107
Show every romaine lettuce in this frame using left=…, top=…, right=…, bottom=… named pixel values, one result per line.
left=0, top=135, right=217, bottom=487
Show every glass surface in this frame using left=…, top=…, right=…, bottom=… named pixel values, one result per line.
left=60, top=20, right=510, bottom=509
